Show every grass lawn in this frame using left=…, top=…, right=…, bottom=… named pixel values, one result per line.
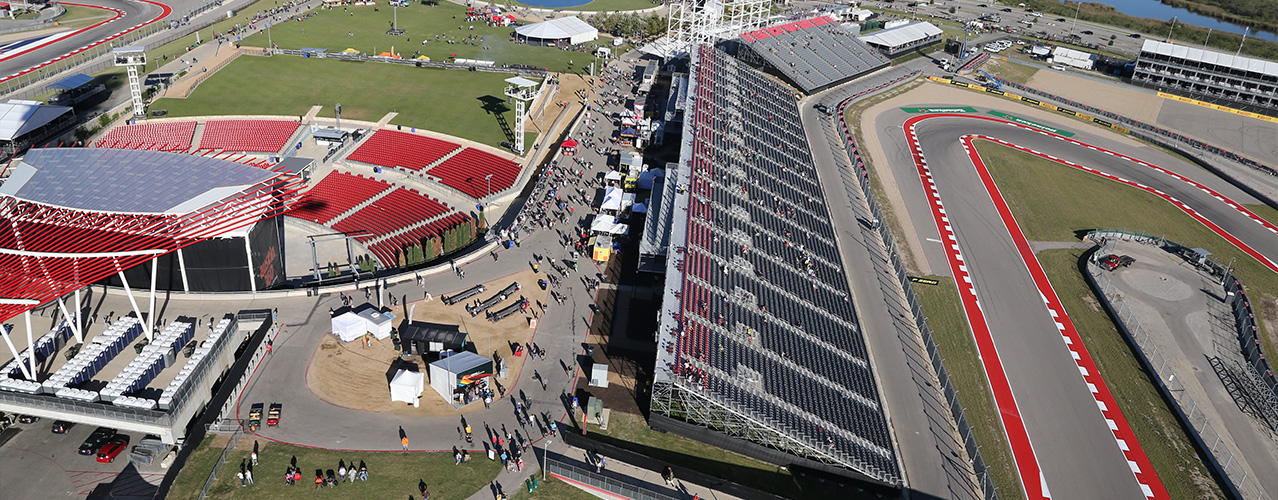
left=573, top=412, right=845, bottom=500
left=1246, top=203, right=1278, bottom=228
left=513, top=474, right=597, bottom=499
left=57, top=4, right=112, bottom=22
left=179, top=439, right=501, bottom=500
left=911, top=276, right=1024, bottom=500
left=151, top=55, right=528, bottom=149
left=985, top=58, right=1039, bottom=85
left=168, top=435, right=223, bottom=499
left=237, top=2, right=610, bottom=73
left=515, top=0, right=659, bottom=11
left=976, top=141, right=1230, bottom=499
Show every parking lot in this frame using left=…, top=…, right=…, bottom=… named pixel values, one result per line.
left=0, top=418, right=166, bottom=499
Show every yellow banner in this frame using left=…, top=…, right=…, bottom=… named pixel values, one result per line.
left=922, top=77, right=1133, bottom=135
left=1157, top=92, right=1278, bottom=123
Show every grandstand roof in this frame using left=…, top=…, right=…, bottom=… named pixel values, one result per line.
left=0, top=149, right=275, bottom=214
left=0, top=102, right=73, bottom=141
left=49, top=74, right=95, bottom=91
left=738, top=16, right=890, bottom=93
left=1140, top=39, right=1278, bottom=78
left=857, top=21, right=942, bottom=49
left=514, top=16, right=597, bottom=43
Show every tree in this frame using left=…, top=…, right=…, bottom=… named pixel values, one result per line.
left=949, top=6, right=956, bottom=14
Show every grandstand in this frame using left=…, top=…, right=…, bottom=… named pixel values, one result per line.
left=199, top=120, right=301, bottom=152
left=651, top=45, right=901, bottom=487
left=288, top=171, right=394, bottom=225
left=346, top=129, right=462, bottom=171
left=95, top=121, right=197, bottom=150
left=426, top=147, right=522, bottom=199
left=735, top=16, right=889, bottom=94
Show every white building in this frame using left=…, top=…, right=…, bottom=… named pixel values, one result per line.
left=514, top=16, right=599, bottom=45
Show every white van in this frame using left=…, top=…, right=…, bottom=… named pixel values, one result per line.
left=1050, top=65, right=1067, bottom=71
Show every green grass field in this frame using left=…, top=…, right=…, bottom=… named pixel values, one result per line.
left=237, top=2, right=609, bottom=73
left=575, top=412, right=844, bottom=500
left=977, top=141, right=1229, bottom=499
left=150, top=55, right=528, bottom=148
left=911, top=276, right=1025, bottom=500
left=513, top=474, right=597, bottom=499
left=171, top=439, right=501, bottom=500
left=985, top=59, right=1039, bottom=85
left=56, top=4, right=112, bottom=22
left=515, top=0, right=659, bottom=11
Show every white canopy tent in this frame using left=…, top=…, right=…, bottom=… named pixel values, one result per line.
left=591, top=215, right=630, bottom=235
left=514, top=16, right=598, bottom=45
left=389, top=369, right=425, bottom=407
left=331, top=312, right=366, bottom=343
left=356, top=309, right=395, bottom=340
left=602, top=186, right=623, bottom=212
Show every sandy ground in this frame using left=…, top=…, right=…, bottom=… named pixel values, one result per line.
left=1026, top=70, right=1164, bottom=123
left=305, top=269, right=549, bottom=416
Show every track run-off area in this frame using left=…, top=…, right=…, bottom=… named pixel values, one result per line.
left=896, top=112, right=1278, bottom=499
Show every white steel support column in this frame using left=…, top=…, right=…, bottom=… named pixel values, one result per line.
left=0, top=323, right=32, bottom=380
left=148, top=257, right=158, bottom=334
left=74, top=288, right=82, bottom=339
left=23, top=310, right=35, bottom=379
left=176, top=248, right=191, bottom=292
left=57, top=297, right=82, bottom=342
left=118, top=269, right=152, bottom=341
left=245, top=237, right=257, bottom=293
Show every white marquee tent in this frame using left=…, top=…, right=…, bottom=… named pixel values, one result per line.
left=331, top=312, right=366, bottom=343
left=514, top=16, right=598, bottom=45
left=389, top=369, right=425, bottom=408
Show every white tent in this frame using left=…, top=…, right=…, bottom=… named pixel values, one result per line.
left=331, top=312, right=366, bottom=343
left=356, top=309, right=395, bottom=340
left=602, top=186, right=623, bottom=212
left=604, top=170, right=623, bottom=182
left=514, top=16, right=598, bottom=45
left=428, top=351, right=493, bottom=402
left=389, top=369, right=425, bottom=407
left=590, top=215, right=630, bottom=235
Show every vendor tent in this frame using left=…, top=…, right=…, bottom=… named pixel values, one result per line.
left=356, top=308, right=395, bottom=339
left=601, top=186, right=623, bottom=212
left=400, top=321, right=467, bottom=357
left=561, top=138, right=578, bottom=156
left=428, top=351, right=494, bottom=402
left=604, top=170, right=623, bottom=183
left=389, top=369, right=425, bottom=407
left=514, top=16, right=598, bottom=45
left=591, top=215, right=630, bottom=236
left=331, top=312, right=365, bottom=342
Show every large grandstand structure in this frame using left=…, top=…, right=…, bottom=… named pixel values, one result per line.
left=734, top=16, right=890, bottom=94
left=1132, top=39, right=1278, bottom=115
left=651, top=44, right=901, bottom=487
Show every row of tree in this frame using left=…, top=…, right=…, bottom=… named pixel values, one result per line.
left=395, top=217, right=478, bottom=267
left=585, top=12, right=667, bottom=39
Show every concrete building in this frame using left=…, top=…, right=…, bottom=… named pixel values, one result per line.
left=1132, top=39, right=1278, bottom=114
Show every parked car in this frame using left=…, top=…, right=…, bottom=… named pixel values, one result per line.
left=267, top=403, right=283, bottom=427
left=1128, top=33, right=1142, bottom=38
left=17, top=414, right=39, bottom=424
left=52, top=420, right=75, bottom=434
left=78, top=427, right=116, bottom=456
left=96, top=435, right=130, bottom=463
left=1099, top=254, right=1136, bottom=271
left=1081, top=30, right=1094, bottom=35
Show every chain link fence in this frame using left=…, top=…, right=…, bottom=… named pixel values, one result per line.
left=543, top=455, right=678, bottom=500
left=1083, top=229, right=1273, bottom=500
left=826, top=71, right=1000, bottom=500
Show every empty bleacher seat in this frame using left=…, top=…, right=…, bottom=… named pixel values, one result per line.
left=346, top=130, right=460, bottom=171
left=199, top=120, right=300, bottom=152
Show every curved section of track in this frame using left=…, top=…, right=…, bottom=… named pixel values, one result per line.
left=0, top=0, right=171, bottom=85
left=898, top=112, right=1278, bottom=499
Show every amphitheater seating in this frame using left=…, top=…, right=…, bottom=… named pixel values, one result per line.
left=367, top=212, right=471, bottom=265
left=288, top=172, right=392, bottom=225
left=346, top=130, right=461, bottom=171
left=199, top=120, right=300, bottom=152
left=426, top=148, right=521, bottom=198
left=332, top=187, right=451, bottom=238
left=95, top=122, right=198, bottom=150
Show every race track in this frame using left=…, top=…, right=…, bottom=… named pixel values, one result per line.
left=873, top=108, right=1278, bottom=499
left=0, top=0, right=170, bottom=85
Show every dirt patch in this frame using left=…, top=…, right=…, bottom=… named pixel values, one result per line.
left=1081, top=294, right=1103, bottom=313
left=305, top=270, right=549, bottom=415
left=1025, top=70, right=1164, bottom=123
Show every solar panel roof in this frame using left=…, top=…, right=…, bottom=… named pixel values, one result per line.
left=0, top=148, right=276, bottom=214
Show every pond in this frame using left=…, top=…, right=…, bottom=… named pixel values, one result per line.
left=1072, top=0, right=1278, bottom=43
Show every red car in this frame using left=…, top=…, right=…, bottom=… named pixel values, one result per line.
left=96, top=436, right=129, bottom=463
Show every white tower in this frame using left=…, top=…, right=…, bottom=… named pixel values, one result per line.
left=113, top=47, right=148, bottom=117
left=503, top=76, right=539, bottom=155
left=668, top=0, right=770, bottom=57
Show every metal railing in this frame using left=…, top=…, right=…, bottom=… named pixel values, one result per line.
left=247, top=48, right=549, bottom=78
left=197, top=425, right=243, bottom=500
left=831, top=70, right=1000, bottom=500
left=1083, top=231, right=1272, bottom=500
left=543, top=456, right=678, bottom=500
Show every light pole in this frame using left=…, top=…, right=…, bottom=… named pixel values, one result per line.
left=485, top=173, right=493, bottom=205
left=542, top=438, right=552, bottom=481
left=1068, top=1, right=1081, bottom=38
left=267, top=21, right=272, bottom=50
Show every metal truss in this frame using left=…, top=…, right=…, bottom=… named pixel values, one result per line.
left=651, top=380, right=901, bottom=485
left=668, top=0, right=770, bottom=56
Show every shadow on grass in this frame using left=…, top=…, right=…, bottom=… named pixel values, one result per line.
left=477, top=95, right=514, bottom=146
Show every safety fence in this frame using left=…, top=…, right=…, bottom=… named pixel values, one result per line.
left=1083, top=230, right=1273, bottom=500
left=251, top=48, right=549, bottom=78
left=197, top=426, right=243, bottom=500
left=827, top=70, right=1000, bottom=500
left=543, top=455, right=677, bottom=500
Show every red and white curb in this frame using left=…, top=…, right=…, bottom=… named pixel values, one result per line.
left=0, top=0, right=173, bottom=84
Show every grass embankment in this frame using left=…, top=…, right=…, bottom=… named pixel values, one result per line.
left=513, top=475, right=597, bottom=499
left=170, top=439, right=500, bottom=500
left=984, top=59, right=1039, bottom=85
left=977, top=141, right=1237, bottom=499
left=238, top=2, right=609, bottom=73
left=152, top=55, right=530, bottom=149
left=575, top=412, right=843, bottom=500
left=1024, top=0, right=1278, bottom=60
left=911, top=276, right=1025, bottom=500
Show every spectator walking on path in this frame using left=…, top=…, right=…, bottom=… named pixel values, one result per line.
left=402, top=436, right=410, bottom=450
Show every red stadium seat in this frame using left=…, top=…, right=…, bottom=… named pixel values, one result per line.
left=199, top=120, right=300, bottom=152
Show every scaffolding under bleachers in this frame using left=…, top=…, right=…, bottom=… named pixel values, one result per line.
left=651, top=45, right=901, bottom=488
left=736, top=16, right=890, bottom=94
